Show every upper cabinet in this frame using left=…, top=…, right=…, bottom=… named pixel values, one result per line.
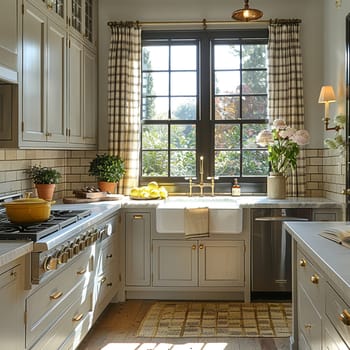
left=0, top=0, right=97, bottom=149
left=0, top=0, right=20, bottom=83
left=69, top=0, right=97, bottom=51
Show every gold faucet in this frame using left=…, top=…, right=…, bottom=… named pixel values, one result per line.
left=187, top=156, right=216, bottom=196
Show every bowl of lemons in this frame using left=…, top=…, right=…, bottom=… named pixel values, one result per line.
left=130, top=181, right=168, bottom=200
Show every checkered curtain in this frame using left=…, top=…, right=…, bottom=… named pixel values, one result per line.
left=108, top=23, right=141, bottom=194
left=268, top=21, right=306, bottom=196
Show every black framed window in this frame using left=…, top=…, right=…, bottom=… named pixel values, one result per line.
left=140, top=29, right=269, bottom=189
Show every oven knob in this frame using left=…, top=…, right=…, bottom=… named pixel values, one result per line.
left=91, top=230, right=98, bottom=243
left=65, top=246, right=73, bottom=259
left=43, top=256, right=57, bottom=271
left=56, top=250, right=68, bottom=264
left=79, top=239, right=86, bottom=251
left=85, top=235, right=92, bottom=246
left=61, top=251, right=69, bottom=263
left=73, top=243, right=80, bottom=255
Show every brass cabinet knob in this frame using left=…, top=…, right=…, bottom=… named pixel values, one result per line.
left=199, top=244, right=204, bottom=249
left=311, top=274, right=319, bottom=284
left=192, top=244, right=196, bottom=250
left=340, top=309, right=350, bottom=326
left=299, top=258, right=306, bottom=267
left=304, top=323, right=312, bottom=330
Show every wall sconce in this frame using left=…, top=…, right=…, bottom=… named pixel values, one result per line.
left=318, top=85, right=342, bottom=131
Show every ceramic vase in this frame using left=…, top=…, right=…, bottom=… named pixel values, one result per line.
left=36, top=184, right=56, bottom=201
left=98, top=181, right=116, bottom=194
left=267, top=173, right=286, bottom=199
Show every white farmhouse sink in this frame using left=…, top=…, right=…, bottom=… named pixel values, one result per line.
left=156, top=196, right=242, bottom=234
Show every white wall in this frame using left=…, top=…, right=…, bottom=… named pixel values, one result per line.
left=97, top=0, right=328, bottom=149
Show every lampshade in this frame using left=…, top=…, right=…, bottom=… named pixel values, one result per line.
left=318, top=85, right=336, bottom=103
left=232, top=0, right=263, bottom=22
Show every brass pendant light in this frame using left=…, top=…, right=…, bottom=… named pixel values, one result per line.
left=232, top=0, right=263, bottom=22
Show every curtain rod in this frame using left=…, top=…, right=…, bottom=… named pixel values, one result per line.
left=107, top=18, right=301, bottom=29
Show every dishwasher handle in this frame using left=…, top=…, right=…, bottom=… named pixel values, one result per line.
left=254, top=216, right=310, bottom=222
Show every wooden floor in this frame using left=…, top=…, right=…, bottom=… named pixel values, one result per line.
left=77, top=300, right=291, bottom=350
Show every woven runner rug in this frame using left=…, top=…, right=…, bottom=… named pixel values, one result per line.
left=137, top=301, right=292, bottom=338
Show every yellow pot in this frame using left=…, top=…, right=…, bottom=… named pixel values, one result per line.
left=2, top=198, right=55, bottom=224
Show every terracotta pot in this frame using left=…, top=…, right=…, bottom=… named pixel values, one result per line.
left=36, top=184, right=56, bottom=201
left=267, top=173, right=286, bottom=199
left=98, top=181, right=116, bottom=194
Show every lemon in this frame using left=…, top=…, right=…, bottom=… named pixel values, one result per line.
left=130, top=188, right=140, bottom=197
left=159, top=186, right=168, bottom=199
left=147, top=181, right=159, bottom=190
left=149, top=189, right=160, bottom=198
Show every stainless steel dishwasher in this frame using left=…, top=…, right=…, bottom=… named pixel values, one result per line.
left=251, top=208, right=313, bottom=300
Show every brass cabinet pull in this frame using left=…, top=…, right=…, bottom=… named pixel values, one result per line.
left=310, top=274, right=319, bottom=284
left=192, top=244, right=196, bottom=250
left=76, top=268, right=86, bottom=275
left=106, top=254, right=113, bottom=259
left=72, top=313, right=84, bottom=322
left=304, top=323, right=312, bottom=330
left=107, top=282, right=113, bottom=287
left=100, top=276, right=107, bottom=284
left=340, top=309, right=350, bottom=326
left=299, top=258, right=306, bottom=267
left=199, top=244, right=204, bottom=249
left=49, top=291, right=63, bottom=300
left=133, top=215, right=143, bottom=219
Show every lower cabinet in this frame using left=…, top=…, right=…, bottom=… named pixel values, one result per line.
left=152, top=239, right=245, bottom=288
left=296, top=247, right=350, bottom=350
left=0, top=258, right=25, bottom=350
left=125, top=212, right=151, bottom=287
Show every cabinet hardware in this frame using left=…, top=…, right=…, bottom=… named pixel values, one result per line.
left=192, top=244, right=196, bottom=250
left=310, top=274, right=319, bottom=284
left=106, top=254, right=113, bottom=259
left=199, top=244, right=204, bottom=249
left=304, top=323, right=312, bottom=330
left=10, top=271, right=17, bottom=278
left=76, top=268, right=86, bottom=275
left=72, top=313, right=84, bottom=322
left=299, top=258, right=306, bottom=267
left=133, top=215, right=143, bottom=219
left=340, top=309, right=350, bottom=325
left=100, top=276, right=107, bottom=284
left=107, top=282, right=112, bottom=287
left=341, top=189, right=350, bottom=195
left=49, top=291, right=63, bottom=300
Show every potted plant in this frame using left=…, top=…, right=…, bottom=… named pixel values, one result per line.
left=88, top=153, right=126, bottom=193
left=26, top=165, right=61, bottom=201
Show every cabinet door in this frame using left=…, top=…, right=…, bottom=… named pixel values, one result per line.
left=47, top=19, right=67, bottom=143
left=68, top=36, right=84, bottom=144
left=152, top=240, right=198, bottom=287
left=0, top=0, right=18, bottom=82
left=0, top=264, right=24, bottom=350
left=22, top=2, right=47, bottom=142
left=199, top=240, right=245, bottom=287
left=125, top=212, right=151, bottom=286
left=83, top=47, right=97, bottom=145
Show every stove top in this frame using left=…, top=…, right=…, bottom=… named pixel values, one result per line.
left=0, top=209, right=91, bottom=241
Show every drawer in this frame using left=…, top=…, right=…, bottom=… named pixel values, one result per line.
left=298, top=284, right=322, bottom=350
left=58, top=312, right=93, bottom=350
left=323, top=315, right=349, bottom=350
left=297, top=249, right=324, bottom=308
left=93, top=268, right=118, bottom=309
left=26, top=251, right=93, bottom=348
left=96, top=238, right=116, bottom=276
left=325, top=282, right=350, bottom=348
left=31, top=289, right=92, bottom=350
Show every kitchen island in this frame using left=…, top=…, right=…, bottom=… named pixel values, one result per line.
left=284, top=221, right=350, bottom=350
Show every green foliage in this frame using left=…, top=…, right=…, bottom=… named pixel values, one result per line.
left=26, top=165, right=61, bottom=184
left=88, top=153, right=126, bottom=183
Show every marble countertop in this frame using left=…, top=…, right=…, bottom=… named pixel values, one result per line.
left=284, top=221, right=350, bottom=304
left=122, top=195, right=343, bottom=209
left=0, top=241, right=33, bottom=268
